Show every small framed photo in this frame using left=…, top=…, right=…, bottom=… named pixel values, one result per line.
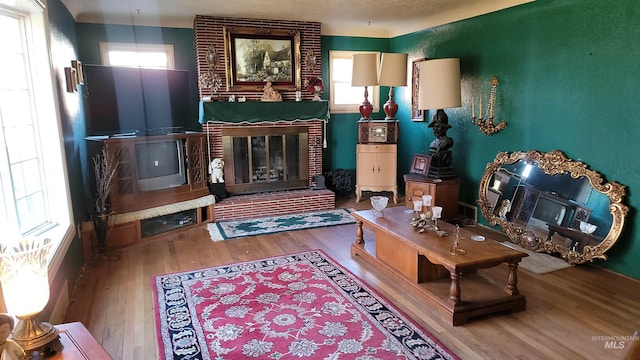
left=410, top=154, right=431, bottom=176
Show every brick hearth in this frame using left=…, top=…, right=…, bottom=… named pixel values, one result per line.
left=214, top=189, right=335, bottom=221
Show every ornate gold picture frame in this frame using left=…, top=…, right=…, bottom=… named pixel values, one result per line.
left=224, top=26, right=301, bottom=91
left=411, top=58, right=426, bottom=121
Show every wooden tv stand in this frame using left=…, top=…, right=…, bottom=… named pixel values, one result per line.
left=351, top=206, right=528, bottom=325
left=101, top=132, right=210, bottom=213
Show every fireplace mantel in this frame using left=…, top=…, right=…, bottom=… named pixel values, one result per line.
left=199, top=100, right=329, bottom=124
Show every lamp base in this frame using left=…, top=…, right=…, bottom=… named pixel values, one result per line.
left=13, top=316, right=63, bottom=356
left=383, top=99, right=398, bottom=120
left=359, top=100, right=373, bottom=120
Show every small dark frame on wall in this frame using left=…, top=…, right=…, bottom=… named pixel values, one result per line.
left=224, top=26, right=301, bottom=91
left=411, top=58, right=426, bottom=121
left=410, top=154, right=432, bottom=176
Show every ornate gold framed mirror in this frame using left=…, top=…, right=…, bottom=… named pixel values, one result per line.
left=478, top=150, right=628, bottom=264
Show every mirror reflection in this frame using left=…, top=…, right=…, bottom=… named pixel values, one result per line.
left=478, top=150, right=628, bottom=264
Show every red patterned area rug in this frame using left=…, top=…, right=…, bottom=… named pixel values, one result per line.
left=153, top=250, right=458, bottom=359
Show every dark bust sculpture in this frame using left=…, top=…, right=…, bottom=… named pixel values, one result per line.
left=427, top=109, right=456, bottom=179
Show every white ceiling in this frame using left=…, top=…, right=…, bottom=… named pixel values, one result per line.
left=60, top=0, right=534, bottom=38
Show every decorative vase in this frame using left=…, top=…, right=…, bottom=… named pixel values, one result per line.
left=312, top=85, right=322, bottom=101
left=91, top=211, right=114, bottom=254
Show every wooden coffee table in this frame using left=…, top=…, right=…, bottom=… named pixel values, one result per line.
left=351, top=206, right=528, bottom=325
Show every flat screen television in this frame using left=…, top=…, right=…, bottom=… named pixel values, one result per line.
left=135, top=139, right=187, bottom=192
left=83, top=65, right=197, bottom=136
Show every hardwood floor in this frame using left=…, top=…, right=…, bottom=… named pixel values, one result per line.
left=64, top=193, right=639, bottom=359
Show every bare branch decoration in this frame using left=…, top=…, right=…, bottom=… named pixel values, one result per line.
left=92, top=148, right=119, bottom=213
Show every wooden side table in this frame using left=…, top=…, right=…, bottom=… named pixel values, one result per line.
left=30, top=322, right=111, bottom=359
left=403, top=174, right=461, bottom=220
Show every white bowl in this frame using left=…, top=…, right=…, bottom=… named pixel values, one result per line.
left=370, top=196, right=389, bottom=216
left=579, top=220, right=597, bottom=234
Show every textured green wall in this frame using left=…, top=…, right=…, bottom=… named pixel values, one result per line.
left=387, top=0, right=639, bottom=278
left=320, top=36, right=390, bottom=170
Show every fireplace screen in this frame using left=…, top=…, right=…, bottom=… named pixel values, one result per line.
left=222, top=127, right=309, bottom=194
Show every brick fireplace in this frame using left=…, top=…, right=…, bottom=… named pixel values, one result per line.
left=203, top=119, right=334, bottom=221
left=195, top=16, right=332, bottom=221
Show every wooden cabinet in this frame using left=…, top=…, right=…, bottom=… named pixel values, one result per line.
left=355, top=144, right=398, bottom=204
left=101, top=133, right=210, bottom=213
left=403, top=174, right=461, bottom=220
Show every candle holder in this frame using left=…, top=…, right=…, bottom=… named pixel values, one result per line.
left=471, top=77, right=507, bottom=136
left=449, top=224, right=467, bottom=255
left=431, top=206, right=443, bottom=230
left=422, top=195, right=432, bottom=219
left=410, top=204, right=447, bottom=236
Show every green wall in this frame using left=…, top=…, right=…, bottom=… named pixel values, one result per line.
left=320, top=36, right=390, bottom=170
left=387, top=0, right=639, bottom=278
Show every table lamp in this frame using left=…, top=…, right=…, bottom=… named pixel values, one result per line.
left=351, top=53, right=379, bottom=120
left=0, top=238, right=62, bottom=356
left=378, top=53, right=408, bottom=120
left=418, top=58, right=461, bottom=124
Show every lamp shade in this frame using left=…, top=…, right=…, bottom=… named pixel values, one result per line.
left=378, top=53, right=408, bottom=86
left=418, top=58, right=461, bottom=110
left=351, top=53, right=379, bottom=86
left=0, top=238, right=52, bottom=317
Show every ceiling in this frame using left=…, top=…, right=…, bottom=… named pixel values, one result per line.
left=60, top=0, right=534, bottom=38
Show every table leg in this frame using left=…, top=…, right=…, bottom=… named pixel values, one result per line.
left=355, top=219, right=364, bottom=245
left=448, top=272, right=462, bottom=306
left=505, top=260, right=520, bottom=295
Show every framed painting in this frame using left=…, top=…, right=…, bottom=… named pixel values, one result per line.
left=411, top=58, right=426, bottom=121
left=410, top=154, right=431, bottom=177
left=224, top=26, right=301, bottom=91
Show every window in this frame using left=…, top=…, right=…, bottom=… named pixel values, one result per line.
left=329, top=50, right=380, bottom=114
left=0, top=3, right=73, bottom=272
left=100, top=42, right=175, bottom=69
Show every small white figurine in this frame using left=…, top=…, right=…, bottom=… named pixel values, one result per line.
left=208, top=158, right=225, bottom=183
left=228, top=94, right=236, bottom=102
left=0, top=314, right=25, bottom=360
left=497, top=199, right=512, bottom=218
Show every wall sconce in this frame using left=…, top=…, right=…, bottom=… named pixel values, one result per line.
left=351, top=53, right=379, bottom=120
left=304, top=49, right=317, bottom=71
left=0, top=238, right=62, bottom=356
left=198, top=45, right=223, bottom=99
left=471, top=76, right=507, bottom=135
left=71, top=60, right=84, bottom=85
left=378, top=53, right=408, bottom=120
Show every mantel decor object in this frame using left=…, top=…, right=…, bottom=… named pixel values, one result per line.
left=305, top=76, right=324, bottom=101
left=471, top=76, right=507, bottom=135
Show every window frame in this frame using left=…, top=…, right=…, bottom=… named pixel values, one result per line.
left=99, top=42, right=175, bottom=69
left=0, top=1, right=74, bottom=278
left=329, top=50, right=380, bottom=115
